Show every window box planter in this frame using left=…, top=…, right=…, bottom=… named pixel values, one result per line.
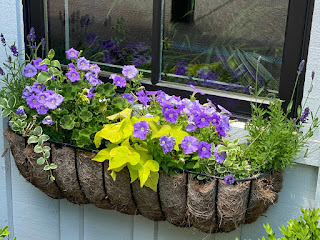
left=4, top=128, right=283, bottom=234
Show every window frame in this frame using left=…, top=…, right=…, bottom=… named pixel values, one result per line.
left=23, top=0, right=315, bottom=118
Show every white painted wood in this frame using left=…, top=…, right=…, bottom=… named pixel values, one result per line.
left=60, top=200, right=83, bottom=240
left=133, top=215, right=154, bottom=240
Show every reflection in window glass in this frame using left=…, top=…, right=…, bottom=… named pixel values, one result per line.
left=67, top=0, right=153, bottom=73
left=162, top=0, right=289, bottom=96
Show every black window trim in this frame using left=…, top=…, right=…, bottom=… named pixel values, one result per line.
left=22, top=0, right=315, bottom=118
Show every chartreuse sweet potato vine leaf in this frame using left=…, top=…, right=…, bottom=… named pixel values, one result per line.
left=107, top=108, right=132, bottom=120
left=92, top=111, right=161, bottom=191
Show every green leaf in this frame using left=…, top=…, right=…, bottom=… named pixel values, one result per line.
left=0, top=98, right=8, bottom=108
left=37, top=157, right=45, bottom=165
left=151, top=125, right=171, bottom=139
left=50, top=176, right=56, bottom=181
left=38, top=134, right=50, bottom=145
left=48, top=49, right=55, bottom=59
left=48, top=67, right=61, bottom=76
left=111, top=171, right=117, bottom=181
left=44, top=151, right=50, bottom=159
left=43, top=165, right=51, bottom=171
left=42, top=146, right=51, bottom=152
left=169, top=126, right=188, bottom=151
left=144, top=172, right=159, bottom=191
left=51, top=60, right=61, bottom=69
left=108, top=146, right=130, bottom=170
left=144, top=160, right=159, bottom=172
left=34, top=144, right=43, bottom=153
left=40, top=58, right=50, bottom=66
left=287, top=100, right=293, bottom=114
left=107, top=108, right=132, bottom=120
left=128, top=165, right=139, bottom=182
left=60, top=115, right=75, bottom=130
left=27, top=135, right=38, bottom=144
left=50, top=163, right=57, bottom=169
left=79, top=109, right=93, bottom=122
left=92, top=144, right=117, bottom=162
left=7, top=96, right=16, bottom=109
left=37, top=71, right=52, bottom=83
left=33, top=126, right=43, bottom=136
left=1, top=108, right=11, bottom=117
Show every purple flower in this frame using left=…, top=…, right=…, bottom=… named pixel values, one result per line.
left=26, top=94, right=39, bottom=109
left=66, top=69, right=81, bottom=82
left=190, top=85, right=204, bottom=95
left=68, top=63, right=76, bottom=69
left=136, top=90, right=150, bottom=106
left=198, top=141, right=211, bottom=159
left=0, top=67, right=4, bottom=76
left=122, top=93, right=134, bottom=105
left=36, top=104, right=49, bottom=115
left=1, top=33, right=6, bottom=46
left=211, top=113, right=221, bottom=126
left=195, top=112, right=212, bottom=128
left=185, top=122, right=197, bottom=132
left=218, top=105, right=232, bottom=115
left=297, top=60, right=305, bottom=75
left=300, top=107, right=310, bottom=123
left=27, top=27, right=36, bottom=41
left=133, top=121, right=149, bottom=140
left=213, top=145, right=226, bottom=163
left=102, top=40, right=115, bottom=49
left=216, top=115, right=230, bottom=137
left=159, top=135, right=175, bottom=154
left=89, top=64, right=101, bottom=75
left=224, top=174, right=235, bottom=185
left=33, top=58, right=48, bottom=72
left=31, top=81, right=45, bottom=94
left=113, top=75, right=126, bottom=88
left=42, top=116, right=54, bottom=125
left=55, top=94, right=64, bottom=105
left=122, top=65, right=138, bottom=79
left=162, top=103, right=174, bottom=114
left=22, top=86, right=33, bottom=99
left=46, top=94, right=60, bottom=109
left=77, top=57, right=90, bottom=71
left=41, top=38, right=45, bottom=51
left=37, top=92, right=48, bottom=104
left=181, top=136, right=199, bottom=154
left=146, top=90, right=162, bottom=96
left=156, top=91, right=169, bottom=105
left=164, top=108, right=178, bottom=123
left=65, top=48, right=79, bottom=59
left=16, top=106, right=25, bottom=115
left=87, top=87, right=95, bottom=98
left=24, top=63, right=37, bottom=78
left=10, top=45, right=18, bottom=57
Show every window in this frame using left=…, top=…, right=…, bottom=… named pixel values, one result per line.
left=23, top=0, right=314, bottom=117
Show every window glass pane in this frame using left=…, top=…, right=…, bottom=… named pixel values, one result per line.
left=62, top=0, right=154, bottom=74
left=47, top=0, right=66, bottom=62
left=162, top=0, right=289, bottom=96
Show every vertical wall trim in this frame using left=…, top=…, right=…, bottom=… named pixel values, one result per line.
left=153, top=221, right=158, bottom=240
left=314, top=167, right=320, bottom=209
left=43, top=0, right=49, bottom=54
left=64, top=0, right=69, bottom=51
left=79, top=206, right=84, bottom=240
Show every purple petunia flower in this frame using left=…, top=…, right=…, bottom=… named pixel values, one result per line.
left=36, top=104, right=49, bottom=115
left=22, top=86, right=33, bottom=99
left=164, top=108, right=178, bottom=123
left=77, top=57, right=90, bottom=71
left=213, top=145, right=226, bottom=163
left=55, top=94, right=64, bottom=105
left=16, top=106, right=25, bottom=115
left=24, top=63, right=37, bottom=78
left=185, top=122, right=197, bottom=132
left=26, top=94, right=39, bottom=109
left=181, top=136, right=199, bottom=154
left=133, top=121, right=149, bottom=140
left=68, top=63, right=76, bottom=70
left=300, top=107, right=310, bottom=123
left=146, top=90, right=162, bottom=96
left=190, top=85, right=204, bottom=95
left=122, top=93, right=134, bottom=105
left=31, top=81, right=45, bottom=94
left=66, top=69, right=81, bottom=82
left=195, top=112, right=212, bottom=128
left=46, top=94, right=60, bottom=109
left=42, top=116, right=54, bottom=125
left=89, top=64, right=101, bottom=75
left=136, top=90, right=150, bottom=106
left=224, top=174, right=235, bottom=185
left=198, top=141, right=212, bottom=159
left=113, top=75, right=126, bottom=88
left=216, top=115, right=230, bottom=137
left=87, top=87, right=95, bottom=99
left=218, top=105, right=232, bottom=116
left=10, top=45, right=18, bottom=57
left=211, top=113, right=221, bottom=126
left=159, top=135, right=175, bottom=154
left=33, top=58, right=48, bottom=72
left=162, top=103, right=174, bottom=114
left=37, top=92, right=48, bottom=104
left=122, top=65, right=138, bottom=79
left=65, top=48, right=79, bottom=59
